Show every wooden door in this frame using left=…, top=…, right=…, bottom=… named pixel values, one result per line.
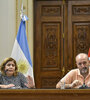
left=34, top=0, right=90, bottom=88
left=68, top=0, right=90, bottom=69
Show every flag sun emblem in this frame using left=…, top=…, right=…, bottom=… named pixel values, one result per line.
left=17, top=60, right=29, bottom=74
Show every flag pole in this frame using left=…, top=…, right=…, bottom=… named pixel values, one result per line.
left=20, top=3, right=24, bottom=19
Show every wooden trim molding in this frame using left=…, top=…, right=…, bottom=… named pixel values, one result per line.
left=0, top=89, right=90, bottom=100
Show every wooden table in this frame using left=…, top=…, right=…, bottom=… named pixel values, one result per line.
left=0, top=89, right=90, bottom=100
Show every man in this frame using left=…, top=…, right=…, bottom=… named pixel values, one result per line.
left=56, top=53, right=90, bottom=89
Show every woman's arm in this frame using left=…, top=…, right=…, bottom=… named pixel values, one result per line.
left=0, top=84, right=15, bottom=89
left=19, top=72, right=35, bottom=88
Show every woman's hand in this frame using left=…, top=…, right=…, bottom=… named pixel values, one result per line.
left=25, top=75, right=35, bottom=88
left=0, top=84, right=15, bottom=89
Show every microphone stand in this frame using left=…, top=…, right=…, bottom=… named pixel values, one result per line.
left=79, top=67, right=89, bottom=89
left=79, top=75, right=88, bottom=89
left=82, top=79, right=86, bottom=88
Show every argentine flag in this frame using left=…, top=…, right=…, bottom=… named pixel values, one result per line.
left=88, top=48, right=90, bottom=61
left=11, top=15, right=34, bottom=80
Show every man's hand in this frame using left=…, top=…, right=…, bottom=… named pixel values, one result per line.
left=87, top=82, right=90, bottom=87
left=71, top=80, right=82, bottom=88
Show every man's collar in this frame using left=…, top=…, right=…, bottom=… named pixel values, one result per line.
left=77, top=69, right=81, bottom=75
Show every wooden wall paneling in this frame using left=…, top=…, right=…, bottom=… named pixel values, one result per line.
left=63, top=1, right=68, bottom=75
left=34, top=0, right=63, bottom=88
left=34, top=0, right=42, bottom=88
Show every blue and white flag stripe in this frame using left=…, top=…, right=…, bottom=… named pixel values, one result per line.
left=16, top=20, right=32, bottom=67
left=11, top=16, right=34, bottom=79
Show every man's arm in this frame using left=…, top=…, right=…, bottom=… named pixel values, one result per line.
left=56, top=81, right=72, bottom=89
left=56, top=70, right=74, bottom=89
left=56, top=80, right=82, bottom=89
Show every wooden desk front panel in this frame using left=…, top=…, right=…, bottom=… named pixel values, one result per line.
left=0, top=89, right=90, bottom=100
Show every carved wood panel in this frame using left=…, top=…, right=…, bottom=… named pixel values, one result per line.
left=72, top=5, right=90, bottom=15
left=41, top=22, right=61, bottom=70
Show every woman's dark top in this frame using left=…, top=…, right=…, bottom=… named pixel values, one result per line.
left=0, top=72, right=28, bottom=89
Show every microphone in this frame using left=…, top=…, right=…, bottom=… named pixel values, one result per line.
left=79, top=83, right=88, bottom=89
left=9, top=86, right=21, bottom=89
left=4, top=69, right=8, bottom=74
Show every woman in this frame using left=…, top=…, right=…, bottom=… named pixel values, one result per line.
left=0, top=57, right=35, bottom=89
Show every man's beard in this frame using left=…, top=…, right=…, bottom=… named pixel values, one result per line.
left=80, top=67, right=88, bottom=75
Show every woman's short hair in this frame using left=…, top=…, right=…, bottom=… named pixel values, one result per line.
left=0, top=57, right=18, bottom=76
